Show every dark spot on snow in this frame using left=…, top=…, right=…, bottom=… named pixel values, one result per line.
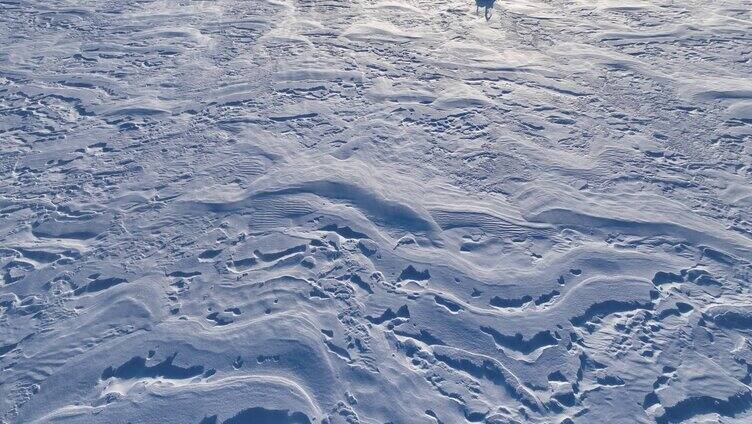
left=397, top=265, right=430, bottom=281
left=366, top=305, right=410, bottom=325
left=481, top=327, right=558, bottom=354
left=221, top=407, right=311, bottom=424
left=490, top=295, right=532, bottom=308
left=101, top=353, right=204, bottom=380
left=168, top=271, right=201, bottom=278
left=320, top=224, right=369, bottom=239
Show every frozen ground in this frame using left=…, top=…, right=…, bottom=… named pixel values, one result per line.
left=1, top=0, right=752, bottom=423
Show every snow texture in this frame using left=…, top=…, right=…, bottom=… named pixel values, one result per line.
left=1, top=0, right=752, bottom=423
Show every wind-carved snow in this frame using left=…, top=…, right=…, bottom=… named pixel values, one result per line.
left=1, top=0, right=751, bottom=423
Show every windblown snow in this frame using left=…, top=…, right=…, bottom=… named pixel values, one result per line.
left=1, top=0, right=752, bottom=423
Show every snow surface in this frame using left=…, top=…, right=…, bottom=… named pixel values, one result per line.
left=1, top=0, right=752, bottom=423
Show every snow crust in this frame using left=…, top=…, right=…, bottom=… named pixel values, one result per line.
left=1, top=0, right=752, bottom=423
